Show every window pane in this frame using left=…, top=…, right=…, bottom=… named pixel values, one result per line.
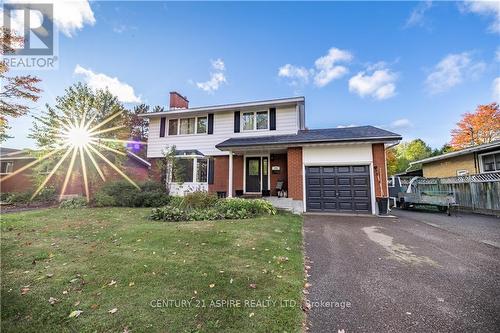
left=495, top=153, right=500, bottom=171
left=483, top=154, right=495, bottom=172
left=197, top=159, right=208, bottom=182
left=1, top=162, right=13, bottom=173
left=256, top=111, right=268, bottom=130
left=197, top=117, right=207, bottom=134
left=262, top=158, right=268, bottom=176
left=173, top=159, right=193, bottom=182
left=242, top=112, right=254, bottom=131
left=249, top=159, right=259, bottom=176
left=180, top=118, right=195, bottom=134
left=168, top=119, right=178, bottom=135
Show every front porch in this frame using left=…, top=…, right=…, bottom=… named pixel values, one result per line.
left=208, top=147, right=304, bottom=212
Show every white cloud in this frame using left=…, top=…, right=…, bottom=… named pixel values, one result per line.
left=74, top=65, right=141, bottom=103
left=278, top=47, right=352, bottom=88
left=425, top=52, right=486, bottom=94
left=390, top=118, right=413, bottom=129
left=278, top=64, right=311, bottom=85
left=2, top=0, right=95, bottom=37
left=348, top=68, right=398, bottom=100
left=211, top=58, right=225, bottom=71
left=313, top=48, right=352, bottom=87
left=493, top=77, right=500, bottom=101
left=460, top=0, right=500, bottom=34
left=336, top=124, right=358, bottom=128
left=196, top=59, right=227, bottom=93
left=405, top=0, right=433, bottom=28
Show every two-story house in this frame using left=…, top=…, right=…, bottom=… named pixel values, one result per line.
left=141, top=92, right=402, bottom=214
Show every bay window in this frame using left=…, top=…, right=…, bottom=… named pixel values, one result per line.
left=171, top=157, right=209, bottom=183
left=0, top=161, right=14, bottom=174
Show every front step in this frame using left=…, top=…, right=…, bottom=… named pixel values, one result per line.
left=263, top=197, right=303, bottom=214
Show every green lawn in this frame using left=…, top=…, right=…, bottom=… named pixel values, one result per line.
left=1, top=208, right=304, bottom=332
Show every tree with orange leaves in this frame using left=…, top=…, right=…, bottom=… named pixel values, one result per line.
left=0, top=27, right=42, bottom=142
left=450, top=103, right=500, bottom=150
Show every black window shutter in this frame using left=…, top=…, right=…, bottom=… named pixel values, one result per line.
left=234, top=111, right=240, bottom=133
left=208, top=158, right=215, bottom=184
left=269, top=108, right=276, bottom=130
left=208, top=113, right=214, bottom=134
left=159, top=117, right=166, bottom=137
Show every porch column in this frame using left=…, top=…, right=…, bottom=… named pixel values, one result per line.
left=228, top=152, right=233, bottom=197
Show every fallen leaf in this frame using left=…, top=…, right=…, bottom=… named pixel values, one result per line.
left=108, top=308, right=118, bottom=314
left=209, top=284, right=215, bottom=288
left=62, top=290, right=68, bottom=294
left=46, top=273, right=54, bottom=278
left=108, top=280, right=117, bottom=286
left=90, top=304, right=99, bottom=309
left=128, top=282, right=135, bottom=287
left=249, top=312, right=255, bottom=318
left=70, top=278, right=79, bottom=283
left=21, top=287, right=30, bottom=295
left=68, top=310, right=83, bottom=318
left=249, top=284, right=257, bottom=289
left=230, top=278, right=233, bottom=284
left=74, top=300, right=80, bottom=306
left=48, top=297, right=59, bottom=305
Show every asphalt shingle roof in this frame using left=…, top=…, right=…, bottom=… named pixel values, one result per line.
left=216, top=126, right=402, bottom=149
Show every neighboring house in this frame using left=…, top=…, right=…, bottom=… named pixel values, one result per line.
left=0, top=147, right=151, bottom=195
left=141, top=92, right=402, bottom=214
left=410, top=140, right=500, bottom=178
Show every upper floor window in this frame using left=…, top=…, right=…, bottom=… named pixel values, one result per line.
left=168, top=119, right=178, bottom=135
left=0, top=161, right=14, bottom=174
left=481, top=152, right=500, bottom=172
left=242, top=111, right=268, bottom=131
left=197, top=117, right=207, bottom=134
left=168, top=116, right=207, bottom=136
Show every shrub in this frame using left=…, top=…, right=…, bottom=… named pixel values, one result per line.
left=1, top=192, right=11, bottom=202
left=93, top=192, right=116, bottom=207
left=98, top=181, right=140, bottom=206
left=134, top=191, right=170, bottom=207
left=168, top=196, right=184, bottom=208
left=150, top=198, right=276, bottom=222
left=6, top=192, right=32, bottom=204
left=59, top=197, right=88, bottom=209
left=140, top=180, right=167, bottom=193
left=181, top=191, right=218, bottom=210
left=36, top=187, right=57, bottom=203
left=216, top=198, right=277, bottom=218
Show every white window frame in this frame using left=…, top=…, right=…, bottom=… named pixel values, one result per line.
left=241, top=110, right=269, bottom=132
left=170, top=156, right=209, bottom=184
left=478, top=150, right=500, bottom=173
left=167, top=115, right=208, bottom=136
left=0, top=161, right=14, bottom=174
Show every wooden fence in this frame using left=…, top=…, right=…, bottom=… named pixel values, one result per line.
left=399, top=172, right=500, bottom=215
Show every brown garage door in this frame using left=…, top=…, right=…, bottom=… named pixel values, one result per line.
left=306, top=165, right=372, bottom=213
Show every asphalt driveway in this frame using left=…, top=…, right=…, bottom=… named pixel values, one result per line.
left=304, top=210, right=500, bottom=332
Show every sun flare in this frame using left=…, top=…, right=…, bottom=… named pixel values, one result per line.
left=0, top=111, right=146, bottom=202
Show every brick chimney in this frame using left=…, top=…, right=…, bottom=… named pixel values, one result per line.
left=169, top=91, right=189, bottom=109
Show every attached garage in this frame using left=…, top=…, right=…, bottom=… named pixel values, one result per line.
left=306, top=165, right=372, bottom=213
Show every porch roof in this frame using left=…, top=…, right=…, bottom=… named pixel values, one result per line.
left=216, top=126, right=402, bottom=150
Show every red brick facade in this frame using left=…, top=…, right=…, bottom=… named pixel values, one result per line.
left=0, top=159, right=34, bottom=193
left=208, top=155, right=244, bottom=196
left=372, top=143, right=388, bottom=197
left=270, top=153, right=287, bottom=196
left=286, top=147, right=303, bottom=200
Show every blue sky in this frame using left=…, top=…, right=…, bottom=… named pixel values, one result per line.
left=4, top=0, right=500, bottom=149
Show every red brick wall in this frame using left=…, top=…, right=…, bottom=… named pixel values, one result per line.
left=287, top=147, right=303, bottom=200
left=209, top=156, right=228, bottom=193
left=0, top=159, right=34, bottom=193
left=372, top=143, right=388, bottom=197
left=208, top=155, right=244, bottom=196
left=270, top=153, right=287, bottom=196
left=233, top=156, right=243, bottom=195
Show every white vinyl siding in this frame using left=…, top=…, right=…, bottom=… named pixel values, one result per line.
left=146, top=105, right=298, bottom=157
